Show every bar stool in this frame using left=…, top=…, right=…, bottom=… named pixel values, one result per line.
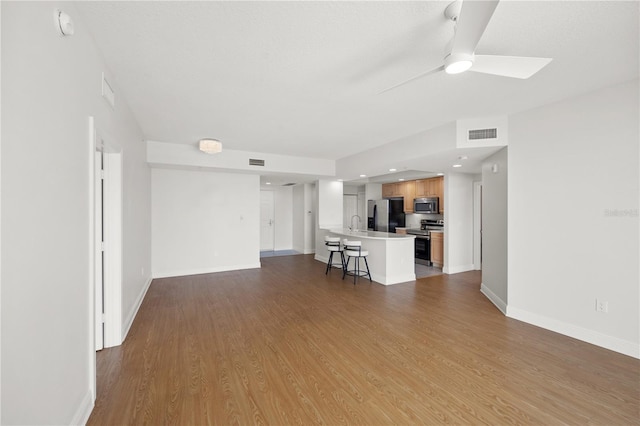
left=324, top=236, right=345, bottom=274
left=342, top=239, right=371, bottom=284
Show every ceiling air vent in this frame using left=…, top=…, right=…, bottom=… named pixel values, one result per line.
left=249, top=158, right=265, bottom=166
left=468, top=128, right=497, bottom=141
left=282, top=183, right=296, bottom=187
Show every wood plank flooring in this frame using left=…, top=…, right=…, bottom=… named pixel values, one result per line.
left=88, top=255, right=639, bottom=425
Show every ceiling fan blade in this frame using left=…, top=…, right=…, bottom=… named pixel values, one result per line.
left=471, top=55, right=552, bottom=79
left=378, top=65, right=445, bottom=94
left=450, top=0, right=499, bottom=55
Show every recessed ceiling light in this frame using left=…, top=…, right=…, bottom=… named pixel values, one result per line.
left=360, top=174, right=366, bottom=177
left=452, top=164, right=462, bottom=168
left=398, top=178, right=405, bottom=181
left=389, top=168, right=397, bottom=172
left=436, top=173, right=444, bottom=176
left=265, top=182, right=271, bottom=185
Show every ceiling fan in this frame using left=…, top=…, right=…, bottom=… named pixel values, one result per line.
left=379, top=0, right=552, bottom=93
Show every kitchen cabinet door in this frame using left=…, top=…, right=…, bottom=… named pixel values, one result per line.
left=402, top=180, right=415, bottom=213
left=382, top=183, right=393, bottom=198
left=435, top=176, right=444, bottom=213
left=415, top=179, right=427, bottom=198
left=431, top=232, right=444, bottom=267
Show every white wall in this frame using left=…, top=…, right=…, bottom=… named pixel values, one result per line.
left=480, top=147, right=508, bottom=313
left=306, top=183, right=316, bottom=253
left=1, top=2, right=151, bottom=424
left=508, top=80, right=639, bottom=358
left=273, top=186, right=293, bottom=251
left=293, top=183, right=316, bottom=254
left=152, top=169, right=260, bottom=277
left=444, top=173, right=475, bottom=274
left=315, top=180, right=343, bottom=262
left=292, top=185, right=305, bottom=253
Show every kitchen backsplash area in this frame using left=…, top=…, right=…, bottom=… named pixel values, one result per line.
left=406, top=213, right=443, bottom=229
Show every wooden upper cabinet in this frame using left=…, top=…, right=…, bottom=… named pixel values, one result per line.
left=402, top=180, right=415, bottom=213
left=382, top=181, right=415, bottom=213
left=415, top=179, right=428, bottom=198
left=435, top=176, right=444, bottom=214
left=382, top=183, right=398, bottom=198
left=384, top=177, right=442, bottom=213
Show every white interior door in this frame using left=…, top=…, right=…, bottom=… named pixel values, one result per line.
left=260, top=191, right=275, bottom=251
left=94, top=151, right=104, bottom=351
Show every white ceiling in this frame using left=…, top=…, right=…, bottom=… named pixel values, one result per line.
left=75, top=1, right=638, bottom=183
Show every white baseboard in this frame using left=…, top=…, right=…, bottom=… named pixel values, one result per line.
left=70, top=390, right=94, bottom=426
left=370, top=272, right=416, bottom=286
left=480, top=282, right=507, bottom=314
left=152, top=262, right=261, bottom=279
left=507, top=306, right=640, bottom=359
left=303, top=248, right=315, bottom=254
left=443, top=264, right=475, bottom=274
left=122, top=276, right=153, bottom=341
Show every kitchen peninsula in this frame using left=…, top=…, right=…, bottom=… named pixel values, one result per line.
left=327, top=229, right=415, bottom=285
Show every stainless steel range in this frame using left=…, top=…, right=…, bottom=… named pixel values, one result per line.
left=407, top=219, right=444, bottom=265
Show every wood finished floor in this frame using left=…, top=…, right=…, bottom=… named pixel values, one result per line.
left=89, top=255, right=639, bottom=425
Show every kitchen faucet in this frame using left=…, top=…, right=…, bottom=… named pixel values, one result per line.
left=350, top=215, right=361, bottom=232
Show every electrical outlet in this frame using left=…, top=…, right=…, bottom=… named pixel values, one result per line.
left=596, top=299, right=608, bottom=313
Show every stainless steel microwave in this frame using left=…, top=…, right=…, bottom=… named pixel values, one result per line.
left=414, top=197, right=439, bottom=214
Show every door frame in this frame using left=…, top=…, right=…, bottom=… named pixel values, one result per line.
left=88, top=117, right=123, bottom=397
left=473, top=181, right=482, bottom=270
left=260, top=190, right=275, bottom=252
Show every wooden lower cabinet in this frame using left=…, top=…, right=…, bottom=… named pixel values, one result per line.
left=430, top=232, right=443, bottom=267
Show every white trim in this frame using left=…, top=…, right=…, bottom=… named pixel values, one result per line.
left=443, top=264, right=475, bottom=274
left=480, top=282, right=507, bottom=314
left=122, top=277, right=153, bottom=341
left=370, top=272, right=416, bottom=286
left=87, top=116, right=97, bottom=403
left=70, top=390, right=94, bottom=426
left=507, top=306, right=640, bottom=359
left=302, top=249, right=315, bottom=254
left=152, top=263, right=262, bottom=279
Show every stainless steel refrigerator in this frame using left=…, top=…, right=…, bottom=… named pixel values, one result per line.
left=367, top=198, right=405, bottom=232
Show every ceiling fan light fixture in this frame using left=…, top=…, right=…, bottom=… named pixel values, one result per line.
left=199, top=138, right=222, bottom=154
left=444, top=53, right=474, bottom=74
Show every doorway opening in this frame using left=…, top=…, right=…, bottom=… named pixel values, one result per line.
left=90, top=117, right=123, bottom=357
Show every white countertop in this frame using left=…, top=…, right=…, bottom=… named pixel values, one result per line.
left=328, top=228, right=415, bottom=240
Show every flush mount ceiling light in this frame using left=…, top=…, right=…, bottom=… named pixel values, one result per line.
left=389, top=168, right=397, bottom=172
left=199, top=138, right=222, bottom=154
left=452, top=164, right=463, bottom=168
left=360, top=174, right=367, bottom=178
